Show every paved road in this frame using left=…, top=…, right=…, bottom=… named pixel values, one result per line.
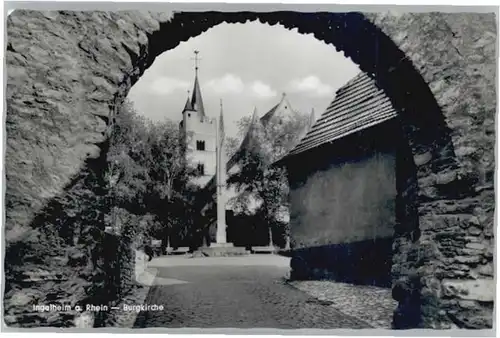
left=132, top=256, right=370, bottom=329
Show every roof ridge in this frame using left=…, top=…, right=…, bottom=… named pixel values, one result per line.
left=282, top=71, right=398, bottom=160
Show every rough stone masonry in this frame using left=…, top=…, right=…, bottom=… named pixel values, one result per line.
left=5, top=10, right=496, bottom=329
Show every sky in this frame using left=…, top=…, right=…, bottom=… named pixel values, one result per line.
left=128, top=21, right=360, bottom=139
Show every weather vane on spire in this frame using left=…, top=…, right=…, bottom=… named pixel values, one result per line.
left=192, top=50, right=201, bottom=76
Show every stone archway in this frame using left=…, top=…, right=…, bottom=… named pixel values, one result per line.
left=5, top=10, right=495, bottom=329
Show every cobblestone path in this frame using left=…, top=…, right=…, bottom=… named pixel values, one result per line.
left=289, top=280, right=396, bottom=328
left=132, top=259, right=371, bottom=329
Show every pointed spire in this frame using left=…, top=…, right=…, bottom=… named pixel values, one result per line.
left=251, top=106, right=259, bottom=124
left=242, top=107, right=262, bottom=152
left=308, top=108, right=316, bottom=128
left=183, top=90, right=193, bottom=111
left=248, top=106, right=261, bottom=136
left=280, top=92, right=288, bottom=108
left=190, top=50, right=205, bottom=118
left=191, top=74, right=205, bottom=117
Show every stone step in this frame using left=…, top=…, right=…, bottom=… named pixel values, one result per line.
left=198, top=246, right=250, bottom=257
left=251, top=246, right=278, bottom=254
left=167, top=247, right=190, bottom=254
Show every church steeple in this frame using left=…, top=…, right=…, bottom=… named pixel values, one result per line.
left=250, top=106, right=259, bottom=125
left=240, top=107, right=262, bottom=153
left=308, top=108, right=316, bottom=129
left=183, top=90, right=193, bottom=112
left=190, top=50, right=205, bottom=118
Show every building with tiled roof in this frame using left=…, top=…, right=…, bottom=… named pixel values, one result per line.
left=279, top=71, right=404, bottom=287
left=285, top=72, right=398, bottom=159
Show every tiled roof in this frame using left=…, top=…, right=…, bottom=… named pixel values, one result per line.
left=260, top=102, right=280, bottom=125
left=286, top=72, right=398, bottom=158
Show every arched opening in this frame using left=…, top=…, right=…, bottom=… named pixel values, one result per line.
left=5, top=10, right=494, bottom=330
left=115, top=12, right=457, bottom=329
left=126, top=19, right=360, bottom=253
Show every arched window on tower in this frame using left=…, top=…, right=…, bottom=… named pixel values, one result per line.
left=196, top=140, right=206, bottom=151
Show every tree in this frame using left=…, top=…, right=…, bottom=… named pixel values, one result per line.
left=148, top=120, right=190, bottom=201
left=105, top=100, right=150, bottom=211
left=227, top=110, right=310, bottom=247
left=225, top=136, right=241, bottom=159
left=104, top=100, right=198, bottom=246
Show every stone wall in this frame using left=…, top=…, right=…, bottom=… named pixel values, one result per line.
left=3, top=140, right=137, bottom=327
left=5, top=10, right=496, bottom=329
left=5, top=10, right=172, bottom=244
left=3, top=140, right=110, bottom=327
left=366, top=12, right=496, bottom=329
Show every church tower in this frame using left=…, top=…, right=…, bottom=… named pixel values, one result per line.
left=180, top=50, right=217, bottom=187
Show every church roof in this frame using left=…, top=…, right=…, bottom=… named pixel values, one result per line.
left=260, top=93, right=297, bottom=125
left=183, top=93, right=193, bottom=111
left=285, top=72, right=398, bottom=158
left=260, top=101, right=281, bottom=125
left=236, top=107, right=263, bottom=157
left=199, top=95, right=303, bottom=196
left=190, top=74, right=205, bottom=117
